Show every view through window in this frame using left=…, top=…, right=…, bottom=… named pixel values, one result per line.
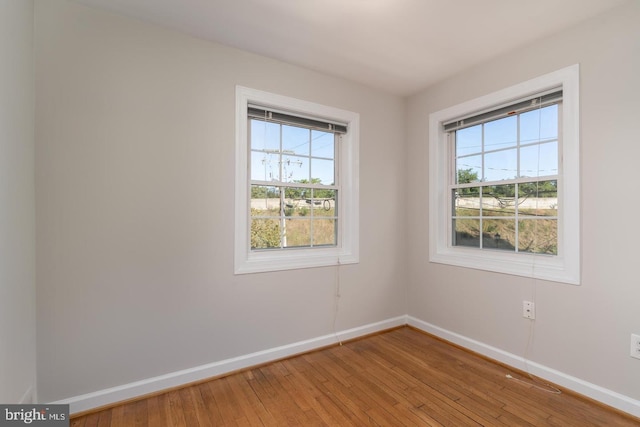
left=249, top=111, right=343, bottom=250
left=451, top=100, right=560, bottom=254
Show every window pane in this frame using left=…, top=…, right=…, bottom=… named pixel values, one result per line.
left=520, top=109, right=540, bottom=144
left=483, top=219, right=515, bottom=251
left=520, top=141, right=558, bottom=178
left=453, top=218, right=480, bottom=247
left=456, top=155, right=481, bottom=184
left=453, top=188, right=480, bottom=217
left=536, top=179, right=558, bottom=200
left=251, top=219, right=281, bottom=249
left=539, top=104, right=559, bottom=140
left=251, top=151, right=279, bottom=181
left=456, top=125, right=482, bottom=156
left=519, top=219, right=557, bottom=254
left=283, top=187, right=308, bottom=209
left=282, top=125, right=309, bottom=156
left=485, top=115, right=517, bottom=150
left=484, top=148, right=517, bottom=181
left=311, top=158, right=335, bottom=185
left=311, top=131, right=334, bottom=159
left=311, top=189, right=336, bottom=217
left=313, top=219, right=336, bottom=246
left=250, top=120, right=280, bottom=152
left=519, top=180, right=558, bottom=217
left=284, top=218, right=311, bottom=248
left=282, top=155, right=309, bottom=183
left=250, top=185, right=280, bottom=216
left=521, top=104, right=558, bottom=143
left=482, top=184, right=516, bottom=216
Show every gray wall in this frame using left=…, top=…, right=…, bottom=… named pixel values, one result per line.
left=0, top=0, right=36, bottom=404
left=32, top=0, right=640, bottom=407
left=35, top=0, right=407, bottom=402
left=407, top=1, right=640, bottom=401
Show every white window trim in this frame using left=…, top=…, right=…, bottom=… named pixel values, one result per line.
left=235, top=86, right=360, bottom=274
left=429, top=64, right=580, bottom=285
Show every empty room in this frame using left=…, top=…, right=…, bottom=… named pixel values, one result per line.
left=2, top=0, right=640, bottom=425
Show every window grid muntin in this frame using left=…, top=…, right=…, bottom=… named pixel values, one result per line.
left=249, top=117, right=339, bottom=250
left=450, top=102, right=560, bottom=254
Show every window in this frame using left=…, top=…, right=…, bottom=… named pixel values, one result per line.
left=235, top=86, right=359, bottom=274
left=450, top=93, right=560, bottom=254
left=248, top=107, right=343, bottom=250
left=429, top=65, right=580, bottom=284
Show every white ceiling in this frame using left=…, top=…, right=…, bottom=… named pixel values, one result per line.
left=73, top=0, right=629, bottom=96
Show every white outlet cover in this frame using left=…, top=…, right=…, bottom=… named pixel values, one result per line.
left=523, top=301, right=535, bottom=319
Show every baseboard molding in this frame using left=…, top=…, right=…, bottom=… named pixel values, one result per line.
left=52, top=314, right=640, bottom=419
left=55, top=315, right=408, bottom=414
left=407, top=316, right=640, bottom=418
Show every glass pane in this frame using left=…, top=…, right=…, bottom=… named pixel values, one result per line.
left=313, top=219, right=336, bottom=246
left=518, top=180, right=557, bottom=217
left=294, top=205, right=310, bottom=218
left=539, top=104, right=559, bottom=140
left=456, top=125, right=482, bottom=156
left=520, top=141, right=558, bottom=178
left=453, top=187, right=480, bottom=217
left=283, top=219, right=311, bottom=248
left=519, top=219, right=557, bottom=254
left=482, top=184, right=516, bottom=216
left=520, top=109, right=540, bottom=144
left=250, top=185, right=280, bottom=216
left=311, top=158, right=335, bottom=185
left=483, top=219, right=515, bottom=251
left=283, top=187, right=308, bottom=214
left=456, top=155, right=481, bottom=184
left=311, top=189, right=336, bottom=217
left=484, top=148, right=517, bottom=181
left=251, top=218, right=281, bottom=249
left=250, top=120, right=280, bottom=152
left=521, top=104, right=558, bottom=144
left=251, top=151, right=279, bottom=182
left=282, top=155, right=309, bottom=183
left=536, top=179, right=558, bottom=200
left=311, top=131, right=334, bottom=159
left=485, top=115, right=517, bottom=150
left=453, top=218, right=480, bottom=248
left=282, top=125, right=309, bottom=156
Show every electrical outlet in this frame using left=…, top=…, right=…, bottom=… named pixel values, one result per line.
left=631, top=334, right=640, bottom=360
left=523, top=301, right=535, bottom=320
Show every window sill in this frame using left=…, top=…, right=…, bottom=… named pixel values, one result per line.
left=430, top=246, right=579, bottom=285
left=235, top=247, right=358, bottom=274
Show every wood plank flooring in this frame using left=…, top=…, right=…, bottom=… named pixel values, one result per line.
left=70, top=327, right=639, bottom=426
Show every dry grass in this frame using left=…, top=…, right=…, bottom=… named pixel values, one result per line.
left=251, top=205, right=336, bottom=248
left=455, top=208, right=557, bottom=254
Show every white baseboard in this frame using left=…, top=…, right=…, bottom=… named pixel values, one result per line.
left=52, top=314, right=640, bottom=419
left=55, top=315, right=408, bottom=414
left=407, top=316, right=640, bottom=419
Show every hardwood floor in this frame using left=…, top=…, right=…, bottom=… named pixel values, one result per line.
left=70, top=327, right=639, bottom=426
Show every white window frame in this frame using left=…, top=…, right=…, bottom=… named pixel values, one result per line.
left=235, top=86, right=359, bottom=274
left=429, top=65, right=580, bottom=285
